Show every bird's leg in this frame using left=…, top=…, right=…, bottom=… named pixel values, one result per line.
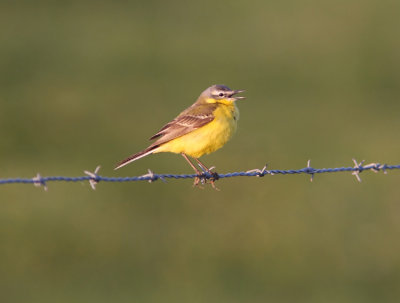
left=194, top=158, right=219, bottom=190
left=181, top=153, right=204, bottom=187
left=181, top=153, right=201, bottom=174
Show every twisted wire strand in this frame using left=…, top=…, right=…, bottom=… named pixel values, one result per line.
left=1, top=159, right=399, bottom=190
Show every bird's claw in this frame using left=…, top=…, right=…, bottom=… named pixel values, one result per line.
left=192, top=170, right=220, bottom=190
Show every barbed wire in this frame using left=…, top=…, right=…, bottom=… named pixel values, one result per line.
left=1, top=159, right=399, bottom=191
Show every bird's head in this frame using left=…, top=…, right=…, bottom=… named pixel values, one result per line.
left=198, top=84, right=245, bottom=105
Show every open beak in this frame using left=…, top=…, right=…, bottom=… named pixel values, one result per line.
left=229, top=89, right=246, bottom=101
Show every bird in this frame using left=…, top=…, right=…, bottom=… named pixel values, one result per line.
left=115, top=84, right=245, bottom=187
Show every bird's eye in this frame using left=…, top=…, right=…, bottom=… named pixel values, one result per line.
left=218, top=92, right=224, bottom=97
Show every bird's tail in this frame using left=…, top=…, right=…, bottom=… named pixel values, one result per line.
left=114, top=146, right=159, bottom=170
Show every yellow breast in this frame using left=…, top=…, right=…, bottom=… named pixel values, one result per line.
left=156, top=103, right=239, bottom=158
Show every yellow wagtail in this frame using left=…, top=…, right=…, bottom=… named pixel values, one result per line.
left=115, top=84, right=245, bottom=187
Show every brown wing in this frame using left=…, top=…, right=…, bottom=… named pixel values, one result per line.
left=148, top=103, right=216, bottom=147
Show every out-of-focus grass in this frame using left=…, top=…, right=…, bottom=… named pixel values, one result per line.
left=1, top=1, right=400, bottom=302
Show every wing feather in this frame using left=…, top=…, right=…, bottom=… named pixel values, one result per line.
left=148, top=103, right=216, bottom=147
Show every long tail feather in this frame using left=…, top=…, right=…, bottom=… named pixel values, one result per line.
left=114, top=146, right=158, bottom=170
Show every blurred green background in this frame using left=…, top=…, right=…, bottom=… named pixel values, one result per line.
left=1, top=0, right=400, bottom=302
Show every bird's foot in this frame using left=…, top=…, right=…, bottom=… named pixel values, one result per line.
left=192, top=170, right=220, bottom=190
left=209, top=178, right=220, bottom=191
left=207, top=169, right=220, bottom=190
left=192, top=175, right=205, bottom=189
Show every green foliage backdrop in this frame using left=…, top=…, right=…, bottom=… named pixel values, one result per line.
left=1, top=1, right=400, bottom=302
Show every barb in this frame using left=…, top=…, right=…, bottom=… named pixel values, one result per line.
left=84, top=166, right=101, bottom=190
left=32, top=173, right=48, bottom=191
left=1, top=159, right=399, bottom=190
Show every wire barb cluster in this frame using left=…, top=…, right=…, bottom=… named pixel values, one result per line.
left=1, top=159, right=399, bottom=191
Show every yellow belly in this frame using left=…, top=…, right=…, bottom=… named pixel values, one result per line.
left=155, top=104, right=239, bottom=158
